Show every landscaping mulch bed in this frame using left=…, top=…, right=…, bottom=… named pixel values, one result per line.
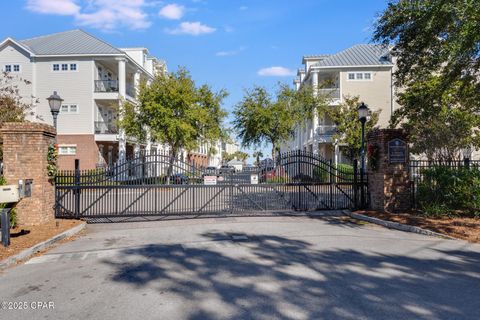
left=355, top=210, right=480, bottom=244
left=0, top=219, right=84, bottom=261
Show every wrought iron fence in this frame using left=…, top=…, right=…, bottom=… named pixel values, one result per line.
left=55, top=150, right=367, bottom=219
left=409, top=158, right=480, bottom=208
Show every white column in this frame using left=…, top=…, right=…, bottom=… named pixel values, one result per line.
left=312, top=70, right=319, bottom=154
left=146, top=129, right=152, bottom=154
left=117, top=57, right=127, bottom=162
left=134, top=70, right=141, bottom=98
left=294, top=78, right=300, bottom=91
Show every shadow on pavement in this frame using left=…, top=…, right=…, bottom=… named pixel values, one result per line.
left=102, top=232, right=480, bottom=319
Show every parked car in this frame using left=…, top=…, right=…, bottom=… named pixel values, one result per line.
left=171, top=173, right=189, bottom=185
left=260, top=166, right=286, bottom=182
left=219, top=165, right=235, bottom=174
left=202, top=166, right=219, bottom=177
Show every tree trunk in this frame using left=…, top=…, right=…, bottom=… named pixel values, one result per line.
left=271, top=144, right=276, bottom=163
left=167, top=146, right=177, bottom=185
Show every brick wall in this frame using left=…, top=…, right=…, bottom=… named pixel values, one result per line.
left=57, top=134, right=98, bottom=170
left=1, top=122, right=56, bottom=225
left=367, top=128, right=411, bottom=212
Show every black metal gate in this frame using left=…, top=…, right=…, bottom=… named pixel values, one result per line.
left=55, top=150, right=367, bottom=219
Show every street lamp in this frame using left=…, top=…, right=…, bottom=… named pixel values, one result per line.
left=358, top=102, right=369, bottom=209
left=47, top=91, right=63, bottom=131
left=357, top=102, right=369, bottom=172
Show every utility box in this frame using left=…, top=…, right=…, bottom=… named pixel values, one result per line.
left=18, top=179, right=33, bottom=198
left=0, top=185, right=20, bottom=203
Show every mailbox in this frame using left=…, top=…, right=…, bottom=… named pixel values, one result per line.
left=0, top=185, right=20, bottom=203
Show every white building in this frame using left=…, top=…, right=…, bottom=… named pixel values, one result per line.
left=0, top=29, right=167, bottom=170
left=280, top=44, right=397, bottom=164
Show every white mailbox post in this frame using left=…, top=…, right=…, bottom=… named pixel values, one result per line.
left=1, top=180, right=32, bottom=247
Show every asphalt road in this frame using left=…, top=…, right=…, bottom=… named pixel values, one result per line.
left=1, top=212, right=479, bottom=320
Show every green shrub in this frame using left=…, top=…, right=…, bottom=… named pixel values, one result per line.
left=0, top=176, right=18, bottom=228
left=417, top=166, right=480, bottom=217
left=313, top=163, right=354, bottom=182
left=265, top=176, right=287, bottom=183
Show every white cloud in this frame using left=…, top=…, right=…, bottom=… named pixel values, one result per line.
left=216, top=46, right=245, bottom=57
left=26, top=0, right=80, bottom=15
left=166, top=21, right=216, bottom=35
left=239, top=6, right=248, bottom=11
left=257, top=66, right=295, bottom=77
left=159, top=4, right=185, bottom=20
left=26, top=0, right=151, bottom=31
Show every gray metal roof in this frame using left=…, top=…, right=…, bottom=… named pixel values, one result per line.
left=313, top=44, right=392, bottom=68
left=19, top=29, right=123, bottom=56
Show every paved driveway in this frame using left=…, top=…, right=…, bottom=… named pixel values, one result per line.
left=1, top=212, right=479, bottom=320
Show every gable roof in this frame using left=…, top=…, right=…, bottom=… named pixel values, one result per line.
left=19, top=29, right=123, bottom=56
left=313, top=44, right=392, bottom=68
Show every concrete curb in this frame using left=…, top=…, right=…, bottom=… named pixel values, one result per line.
left=342, top=210, right=457, bottom=240
left=0, top=222, right=86, bottom=269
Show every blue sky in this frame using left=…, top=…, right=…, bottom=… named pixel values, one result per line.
left=0, top=0, right=388, bottom=160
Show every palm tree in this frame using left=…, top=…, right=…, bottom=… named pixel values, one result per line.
left=252, top=151, right=263, bottom=166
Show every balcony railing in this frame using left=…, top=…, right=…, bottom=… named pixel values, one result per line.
left=318, top=88, right=340, bottom=100
left=126, top=84, right=136, bottom=98
left=316, top=125, right=337, bottom=136
left=95, top=121, right=118, bottom=134
left=95, top=80, right=119, bottom=93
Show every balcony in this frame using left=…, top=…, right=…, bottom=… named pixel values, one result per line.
left=95, top=80, right=119, bottom=93
left=318, top=88, right=340, bottom=100
left=316, top=125, right=336, bottom=135
left=126, top=84, right=136, bottom=99
left=315, top=125, right=337, bottom=143
left=94, top=121, right=118, bottom=134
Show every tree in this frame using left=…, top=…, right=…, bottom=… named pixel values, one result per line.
left=221, top=151, right=235, bottom=163
left=325, top=96, right=379, bottom=160
left=233, top=151, right=249, bottom=163
left=252, top=151, right=263, bottom=166
left=233, top=84, right=326, bottom=159
left=373, top=0, right=480, bottom=159
left=0, top=72, right=35, bottom=161
left=222, top=150, right=248, bottom=164
left=119, top=67, right=228, bottom=173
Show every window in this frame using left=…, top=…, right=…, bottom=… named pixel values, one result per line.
left=53, top=64, right=60, bottom=71
left=61, top=104, right=78, bottom=114
left=61, top=64, right=68, bottom=71
left=70, top=63, right=77, bottom=71
left=58, top=145, right=77, bottom=155
left=5, top=64, right=21, bottom=73
left=347, top=72, right=373, bottom=81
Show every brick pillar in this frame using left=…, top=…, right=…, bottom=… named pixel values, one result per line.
left=1, top=122, right=56, bottom=225
left=367, top=128, right=410, bottom=212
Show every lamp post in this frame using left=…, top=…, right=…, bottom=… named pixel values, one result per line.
left=357, top=102, right=369, bottom=172
left=357, top=102, right=369, bottom=208
left=47, top=91, right=63, bottom=132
